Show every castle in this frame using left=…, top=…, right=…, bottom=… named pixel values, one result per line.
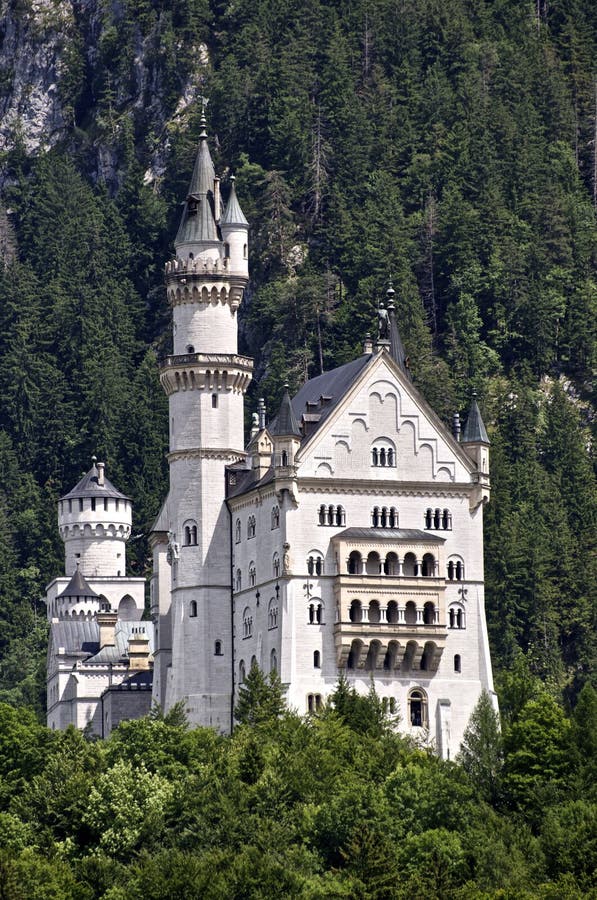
left=46, top=109, right=496, bottom=756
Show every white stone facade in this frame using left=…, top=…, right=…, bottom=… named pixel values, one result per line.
left=152, top=122, right=496, bottom=757
left=45, top=462, right=152, bottom=736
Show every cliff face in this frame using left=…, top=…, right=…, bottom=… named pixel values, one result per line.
left=0, top=0, right=75, bottom=157
left=0, top=0, right=208, bottom=189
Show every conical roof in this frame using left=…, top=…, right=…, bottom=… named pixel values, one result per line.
left=221, top=177, right=248, bottom=227
left=61, top=461, right=129, bottom=501
left=270, top=386, right=301, bottom=437
left=175, top=112, right=220, bottom=247
left=57, top=566, right=100, bottom=600
left=462, top=393, right=490, bottom=444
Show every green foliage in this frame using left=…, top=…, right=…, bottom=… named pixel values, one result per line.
left=458, top=690, right=504, bottom=805
left=234, top=661, right=286, bottom=727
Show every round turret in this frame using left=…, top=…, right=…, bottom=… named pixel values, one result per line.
left=220, top=176, right=249, bottom=279
left=58, top=459, right=132, bottom=577
left=53, top=565, right=102, bottom=620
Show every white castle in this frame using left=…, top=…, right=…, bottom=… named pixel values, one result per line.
left=47, top=109, right=496, bottom=755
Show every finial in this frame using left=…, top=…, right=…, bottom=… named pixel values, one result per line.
left=472, top=389, right=478, bottom=399
left=386, top=280, right=395, bottom=301
left=230, top=174, right=236, bottom=183
left=91, top=454, right=97, bottom=463
left=199, top=95, right=209, bottom=138
left=284, top=381, right=289, bottom=391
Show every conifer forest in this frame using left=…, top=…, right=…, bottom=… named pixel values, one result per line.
left=0, top=0, right=595, bottom=895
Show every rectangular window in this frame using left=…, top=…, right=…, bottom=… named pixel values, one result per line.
left=104, top=498, right=108, bottom=511
left=91, top=498, right=96, bottom=511
left=212, top=394, right=218, bottom=408
left=79, top=498, right=83, bottom=511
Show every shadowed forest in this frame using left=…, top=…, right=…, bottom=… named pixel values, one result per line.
left=0, top=0, right=594, bottom=894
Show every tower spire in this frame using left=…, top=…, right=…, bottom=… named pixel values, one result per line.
left=175, top=101, right=220, bottom=253
left=386, top=282, right=409, bottom=376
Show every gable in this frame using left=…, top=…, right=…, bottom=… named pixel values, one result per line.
left=296, top=353, right=474, bottom=484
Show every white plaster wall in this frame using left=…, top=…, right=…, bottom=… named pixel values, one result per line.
left=169, top=390, right=245, bottom=454
left=173, top=300, right=238, bottom=355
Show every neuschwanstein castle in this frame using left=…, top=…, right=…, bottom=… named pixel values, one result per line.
left=46, top=110, right=495, bottom=756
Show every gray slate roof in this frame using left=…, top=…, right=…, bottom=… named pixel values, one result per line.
left=175, top=130, right=220, bottom=246
left=56, top=567, right=99, bottom=600
left=462, top=394, right=490, bottom=444
left=61, top=463, right=129, bottom=501
left=221, top=177, right=248, bottom=226
left=291, top=354, right=372, bottom=435
left=270, top=388, right=301, bottom=437
left=50, top=619, right=100, bottom=656
left=334, top=527, right=446, bottom=543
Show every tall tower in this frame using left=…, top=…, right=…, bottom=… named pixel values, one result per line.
left=159, top=109, right=253, bottom=728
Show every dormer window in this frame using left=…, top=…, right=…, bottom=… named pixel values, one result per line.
left=188, top=199, right=198, bottom=217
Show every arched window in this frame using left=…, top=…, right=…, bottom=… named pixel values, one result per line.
left=281, top=450, right=288, bottom=467
left=273, top=553, right=280, bottom=578
left=307, top=553, right=324, bottom=576
left=268, top=597, right=278, bottom=630
left=404, top=601, right=417, bottom=625
left=442, top=509, right=452, bottom=530
left=349, top=600, right=362, bottom=623
left=423, top=601, right=436, bottom=625
left=366, top=551, right=381, bottom=575
left=454, top=654, right=461, bottom=673
left=336, top=505, right=345, bottom=525
left=346, top=639, right=363, bottom=670
left=408, top=688, right=428, bottom=728
left=215, top=640, right=223, bottom=655
left=386, top=600, right=398, bottom=624
left=389, top=507, right=398, bottom=528
left=243, top=243, right=248, bottom=258
left=249, top=563, right=256, bottom=587
left=242, top=608, right=253, bottom=639
left=318, top=505, right=326, bottom=525
left=448, top=604, right=465, bottom=629
left=455, top=561, right=464, bottom=580
left=447, top=561, right=454, bottom=580
left=184, top=522, right=198, bottom=546
left=365, top=640, right=381, bottom=671
left=372, top=506, right=380, bottom=527
left=384, top=552, right=399, bottom=575
left=271, top=506, right=280, bottom=529
left=368, top=600, right=381, bottom=624
left=247, top=516, right=256, bottom=539
left=371, top=442, right=396, bottom=467
left=433, top=508, right=441, bottom=529
left=239, top=660, right=246, bottom=683
left=313, top=650, right=321, bottom=668
left=425, top=508, right=433, bottom=529
left=235, top=569, right=242, bottom=592
left=348, top=551, right=363, bottom=574
left=403, top=553, right=417, bottom=577
left=189, top=600, right=198, bottom=618
left=380, top=507, right=387, bottom=528
left=422, top=553, right=435, bottom=577
left=327, top=504, right=334, bottom=525
left=308, top=600, right=323, bottom=624
left=270, top=648, right=277, bottom=673
left=235, top=519, right=241, bottom=543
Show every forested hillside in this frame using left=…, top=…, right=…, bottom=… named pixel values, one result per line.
left=0, top=0, right=594, bottom=724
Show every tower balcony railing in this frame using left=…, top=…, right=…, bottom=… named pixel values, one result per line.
left=159, top=351, right=254, bottom=370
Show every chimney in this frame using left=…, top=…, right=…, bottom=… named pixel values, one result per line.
left=258, top=397, right=266, bottom=431
left=452, top=413, right=461, bottom=442
left=363, top=333, right=373, bottom=354
left=97, top=461, right=105, bottom=486
left=127, top=627, right=151, bottom=671
left=214, top=176, right=221, bottom=223
left=97, top=611, right=117, bottom=647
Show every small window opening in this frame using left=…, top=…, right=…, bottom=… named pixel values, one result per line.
left=212, top=394, right=218, bottom=408
left=215, top=640, right=223, bottom=656
left=454, top=654, right=461, bottom=673
left=190, top=600, right=198, bottom=618
left=313, top=650, right=321, bottom=668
